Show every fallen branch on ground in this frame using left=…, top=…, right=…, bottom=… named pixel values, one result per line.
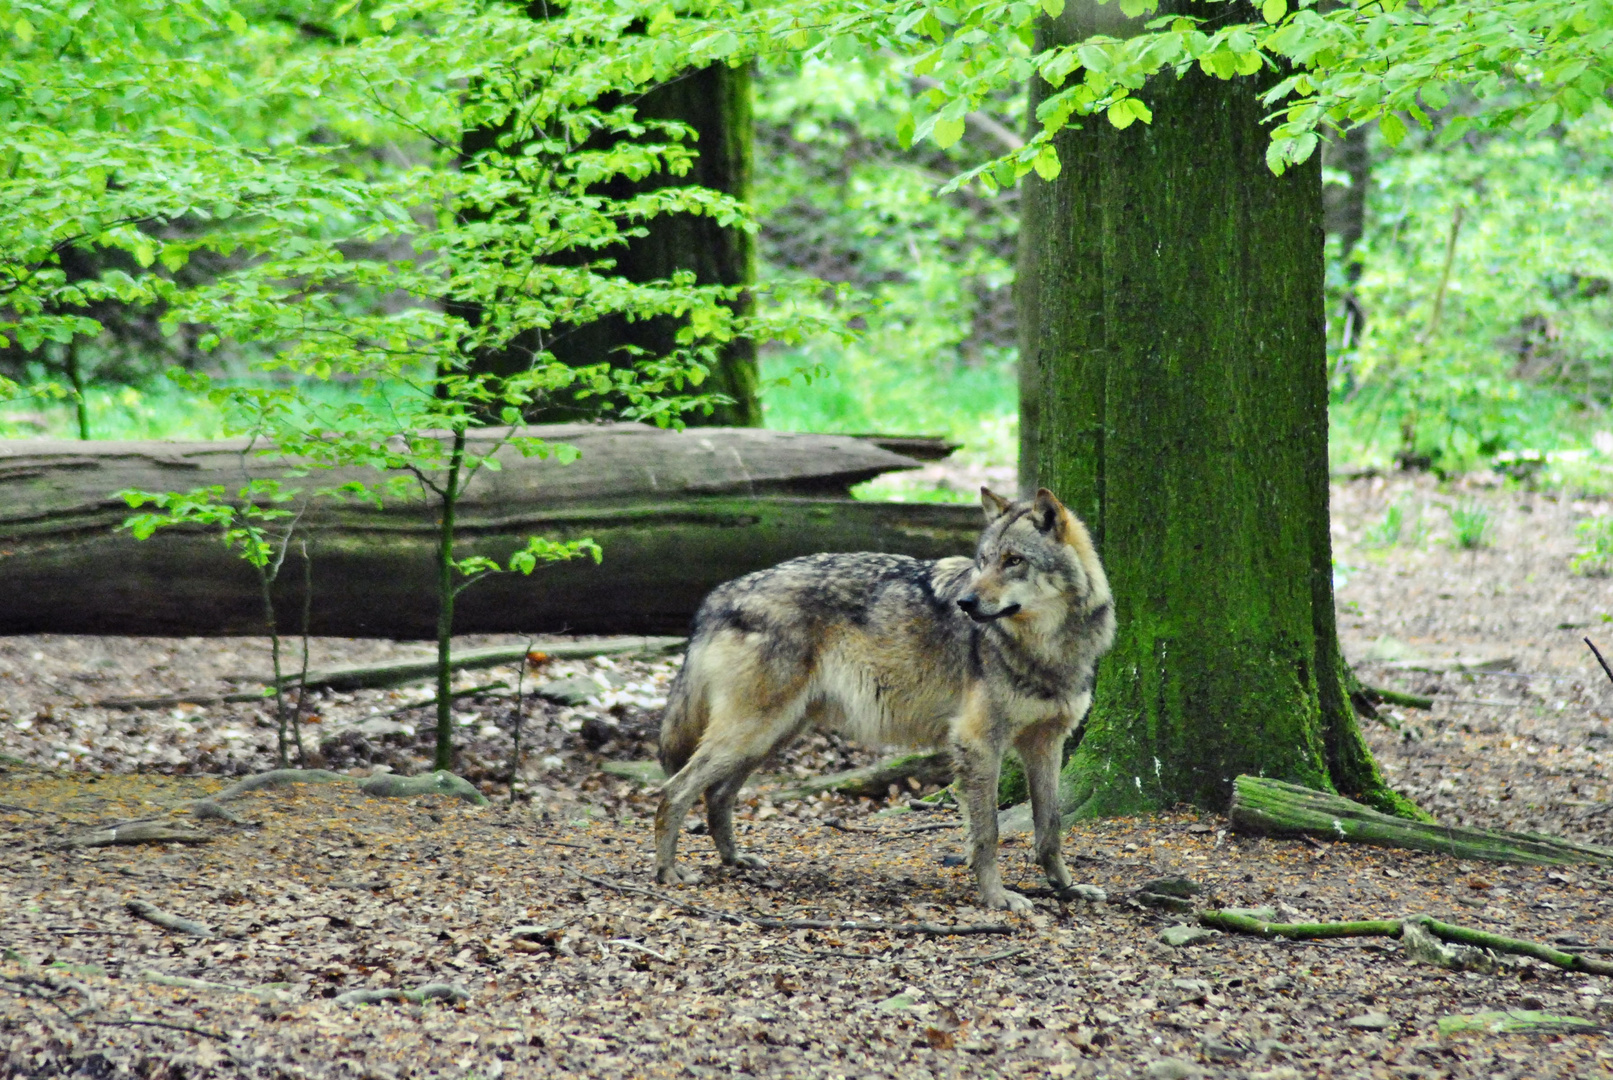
left=96, top=690, right=267, bottom=710
left=62, top=820, right=212, bottom=849
left=125, top=899, right=212, bottom=938
left=271, top=636, right=686, bottom=693
left=1361, top=685, right=1435, bottom=710
left=562, top=868, right=1013, bottom=937
left=1200, top=909, right=1613, bottom=976
left=1230, top=775, right=1613, bottom=866
left=378, top=681, right=508, bottom=718
left=823, top=817, right=956, bottom=835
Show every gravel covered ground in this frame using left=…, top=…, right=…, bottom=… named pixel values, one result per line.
left=3, top=475, right=1613, bottom=1079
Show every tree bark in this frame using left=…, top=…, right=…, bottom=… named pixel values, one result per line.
left=1018, top=3, right=1412, bottom=819
left=0, top=425, right=981, bottom=638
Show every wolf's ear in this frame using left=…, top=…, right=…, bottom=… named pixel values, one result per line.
left=1032, top=488, right=1067, bottom=536
left=980, top=487, right=1012, bottom=524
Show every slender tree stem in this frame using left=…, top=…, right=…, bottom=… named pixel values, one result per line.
left=292, top=540, right=313, bottom=767
left=435, top=425, right=467, bottom=772
left=63, top=341, right=90, bottom=441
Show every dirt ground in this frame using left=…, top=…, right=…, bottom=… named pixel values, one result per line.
left=3, top=475, right=1613, bottom=1079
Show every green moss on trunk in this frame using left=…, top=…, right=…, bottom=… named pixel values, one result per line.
left=1020, top=4, right=1415, bottom=820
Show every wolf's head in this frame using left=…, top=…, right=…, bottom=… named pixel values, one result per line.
left=957, top=487, right=1110, bottom=631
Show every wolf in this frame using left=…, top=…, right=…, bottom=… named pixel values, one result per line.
left=653, top=486, right=1115, bottom=912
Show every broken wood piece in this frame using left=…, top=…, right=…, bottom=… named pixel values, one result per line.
left=62, top=820, right=212, bottom=848
left=378, top=681, right=508, bottom=718
left=1229, top=775, right=1613, bottom=866
left=125, top=899, right=212, bottom=938
left=1361, top=685, right=1435, bottom=710
left=1588, top=638, right=1613, bottom=691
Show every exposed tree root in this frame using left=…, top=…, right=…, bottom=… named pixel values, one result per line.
left=1230, top=775, right=1613, bottom=866
left=1200, top=909, right=1613, bottom=977
left=563, top=868, right=1014, bottom=937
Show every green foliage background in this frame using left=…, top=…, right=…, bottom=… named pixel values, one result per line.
left=3, top=0, right=1613, bottom=493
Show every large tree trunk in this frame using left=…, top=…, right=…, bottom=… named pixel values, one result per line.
left=0, top=426, right=979, bottom=638
left=1017, top=4, right=1412, bottom=819
left=464, top=62, right=759, bottom=427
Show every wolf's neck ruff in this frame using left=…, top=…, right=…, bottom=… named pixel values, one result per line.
left=654, top=486, right=1116, bottom=914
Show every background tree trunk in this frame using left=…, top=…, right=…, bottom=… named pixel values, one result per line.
left=1017, top=4, right=1412, bottom=819
left=463, top=62, right=759, bottom=426
left=0, top=427, right=976, bottom=638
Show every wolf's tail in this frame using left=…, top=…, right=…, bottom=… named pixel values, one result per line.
left=658, top=654, right=707, bottom=776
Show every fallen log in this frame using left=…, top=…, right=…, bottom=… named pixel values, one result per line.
left=1229, top=775, right=1613, bottom=866
left=762, top=751, right=953, bottom=803
left=0, top=425, right=981, bottom=637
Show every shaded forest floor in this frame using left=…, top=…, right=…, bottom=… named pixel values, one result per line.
left=2, top=474, right=1613, bottom=1079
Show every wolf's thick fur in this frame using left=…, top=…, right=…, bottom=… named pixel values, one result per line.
left=655, top=487, right=1115, bottom=912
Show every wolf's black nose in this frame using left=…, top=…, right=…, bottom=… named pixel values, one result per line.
left=957, top=595, right=979, bottom=614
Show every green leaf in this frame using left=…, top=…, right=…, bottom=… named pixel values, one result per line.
left=1378, top=111, right=1407, bottom=147
left=1261, top=0, right=1286, bottom=24
left=1041, top=0, right=1064, bottom=16
left=1106, top=98, right=1151, bottom=130
left=1032, top=144, right=1061, bottom=181
left=932, top=115, right=967, bottom=149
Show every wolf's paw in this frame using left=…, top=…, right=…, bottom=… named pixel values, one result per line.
left=983, top=889, right=1036, bottom=914
left=725, top=853, right=768, bottom=871
left=654, top=864, right=703, bottom=886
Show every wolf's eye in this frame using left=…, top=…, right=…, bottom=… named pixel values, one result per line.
left=1002, top=554, right=1024, bottom=568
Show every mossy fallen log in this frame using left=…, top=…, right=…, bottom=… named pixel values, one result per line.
left=1229, top=775, right=1613, bottom=866
left=0, top=425, right=980, bottom=637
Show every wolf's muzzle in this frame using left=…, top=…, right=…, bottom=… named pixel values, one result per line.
left=957, top=595, right=1021, bottom=622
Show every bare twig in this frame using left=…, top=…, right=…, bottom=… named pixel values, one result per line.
left=562, top=868, right=1013, bottom=937
left=1587, top=638, right=1613, bottom=692
left=94, top=1017, right=230, bottom=1040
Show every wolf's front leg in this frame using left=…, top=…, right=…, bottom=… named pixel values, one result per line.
left=1015, top=720, right=1073, bottom=891
left=952, top=726, right=1033, bottom=914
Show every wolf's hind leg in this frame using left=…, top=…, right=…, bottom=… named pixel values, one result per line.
left=706, top=769, right=767, bottom=870
left=1015, top=721, right=1073, bottom=891
left=654, top=748, right=736, bottom=885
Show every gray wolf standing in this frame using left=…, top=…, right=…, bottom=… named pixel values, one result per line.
left=654, top=487, right=1115, bottom=912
